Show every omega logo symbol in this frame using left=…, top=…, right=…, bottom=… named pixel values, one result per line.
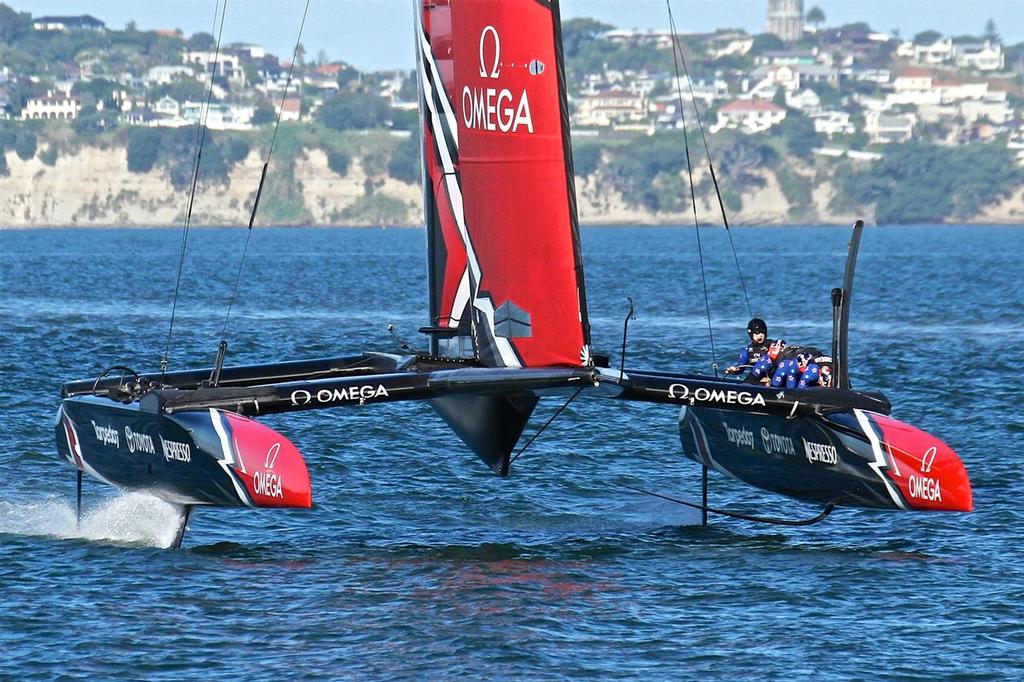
left=479, top=25, right=501, bottom=79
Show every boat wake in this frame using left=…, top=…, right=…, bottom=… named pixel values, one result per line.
left=0, top=492, right=186, bottom=549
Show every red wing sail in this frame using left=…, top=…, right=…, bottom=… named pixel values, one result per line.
left=417, top=0, right=591, bottom=368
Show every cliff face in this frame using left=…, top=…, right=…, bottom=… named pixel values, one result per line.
left=2, top=147, right=1021, bottom=227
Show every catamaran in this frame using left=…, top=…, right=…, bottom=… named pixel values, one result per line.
left=55, top=0, right=972, bottom=548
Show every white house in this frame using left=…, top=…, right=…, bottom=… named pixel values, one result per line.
left=144, top=65, right=195, bottom=86
left=275, top=97, right=301, bottom=123
left=865, top=111, right=915, bottom=143
left=811, top=110, right=854, bottom=137
left=959, top=95, right=1014, bottom=125
left=32, top=15, right=105, bottom=32
left=21, top=91, right=80, bottom=120
left=897, top=37, right=953, bottom=64
left=953, top=41, right=1004, bottom=71
left=152, top=96, right=181, bottom=117
left=573, top=89, right=648, bottom=127
left=713, top=99, right=787, bottom=134
left=181, top=101, right=255, bottom=130
left=182, top=50, right=245, bottom=85
left=785, top=88, right=821, bottom=113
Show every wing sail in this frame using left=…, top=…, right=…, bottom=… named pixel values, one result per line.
left=417, top=0, right=590, bottom=368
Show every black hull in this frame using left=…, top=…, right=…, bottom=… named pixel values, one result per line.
left=57, top=396, right=312, bottom=508
left=679, top=406, right=972, bottom=512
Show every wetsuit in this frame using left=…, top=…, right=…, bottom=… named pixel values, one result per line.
left=733, top=338, right=772, bottom=383
left=749, top=339, right=785, bottom=383
left=770, top=346, right=834, bottom=389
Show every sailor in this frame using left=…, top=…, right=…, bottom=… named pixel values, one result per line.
left=770, top=347, right=834, bottom=389
left=725, top=318, right=772, bottom=381
left=750, top=338, right=787, bottom=385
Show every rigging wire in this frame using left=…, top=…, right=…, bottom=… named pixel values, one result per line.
left=666, top=0, right=753, bottom=320
left=218, top=0, right=312, bottom=342
left=665, top=0, right=718, bottom=377
left=508, top=386, right=585, bottom=467
left=160, top=0, right=229, bottom=379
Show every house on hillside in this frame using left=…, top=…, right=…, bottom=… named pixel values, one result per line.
left=811, top=110, right=855, bottom=138
left=600, top=29, right=674, bottom=50
left=180, top=101, right=255, bottom=130
left=713, top=99, right=786, bottom=134
left=144, top=65, right=195, bottom=87
left=21, top=91, right=81, bottom=120
left=32, top=15, right=105, bottom=32
left=896, top=37, right=953, bottom=64
left=785, top=88, right=821, bottom=114
left=275, top=97, right=301, bottom=122
left=572, top=89, right=648, bottom=128
left=953, top=41, right=1004, bottom=71
left=865, top=111, right=915, bottom=143
left=182, top=50, right=245, bottom=86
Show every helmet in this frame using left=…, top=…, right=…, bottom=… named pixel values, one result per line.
left=797, top=352, right=813, bottom=370
left=768, top=339, right=786, bottom=361
left=747, top=317, right=767, bottom=337
left=819, top=366, right=833, bottom=388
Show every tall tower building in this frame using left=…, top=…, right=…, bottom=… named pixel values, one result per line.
left=766, top=0, right=804, bottom=43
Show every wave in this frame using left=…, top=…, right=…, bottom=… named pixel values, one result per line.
left=0, top=491, right=187, bottom=549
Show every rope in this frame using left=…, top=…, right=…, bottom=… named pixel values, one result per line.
left=161, top=0, right=228, bottom=378
left=219, top=0, right=311, bottom=340
left=508, top=386, right=585, bottom=466
left=665, top=1, right=718, bottom=377
left=623, top=484, right=836, bottom=526
left=666, top=0, right=753, bottom=319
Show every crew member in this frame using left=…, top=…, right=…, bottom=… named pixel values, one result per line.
left=725, top=318, right=772, bottom=381
left=770, top=346, right=834, bottom=389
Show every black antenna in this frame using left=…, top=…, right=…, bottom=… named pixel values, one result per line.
left=619, top=297, right=636, bottom=381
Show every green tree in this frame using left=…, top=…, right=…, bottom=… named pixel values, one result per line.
left=806, top=6, right=826, bottom=30
left=387, top=135, right=420, bottom=184
left=751, top=33, right=785, bottom=54
left=327, top=149, right=351, bottom=177
left=187, top=32, right=215, bottom=51
left=251, top=103, right=276, bottom=126
left=317, top=93, right=391, bottom=131
left=914, top=30, right=942, bottom=45
left=126, top=128, right=162, bottom=172
left=13, top=129, right=36, bottom=160
left=777, top=111, right=822, bottom=160
left=571, top=143, right=602, bottom=177
left=0, top=4, right=31, bottom=42
left=984, top=18, right=1001, bottom=44
left=834, top=142, right=1022, bottom=223
left=561, top=18, right=614, bottom=58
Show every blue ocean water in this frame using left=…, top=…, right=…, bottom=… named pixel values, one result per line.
left=0, top=225, right=1021, bottom=679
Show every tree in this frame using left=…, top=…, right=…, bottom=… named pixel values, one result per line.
left=327, top=149, right=351, bottom=177
left=187, top=32, right=215, bottom=51
left=14, top=130, right=36, bottom=161
left=806, top=6, right=826, bottom=31
left=0, top=4, right=31, bottom=42
left=984, top=19, right=1001, bottom=44
left=914, top=30, right=942, bottom=46
left=316, top=93, right=391, bottom=131
left=751, top=33, right=785, bottom=55
left=251, top=103, right=276, bottom=126
left=777, top=111, right=822, bottom=160
left=560, top=18, right=614, bottom=58
left=126, top=128, right=162, bottom=173
left=387, top=135, right=420, bottom=184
